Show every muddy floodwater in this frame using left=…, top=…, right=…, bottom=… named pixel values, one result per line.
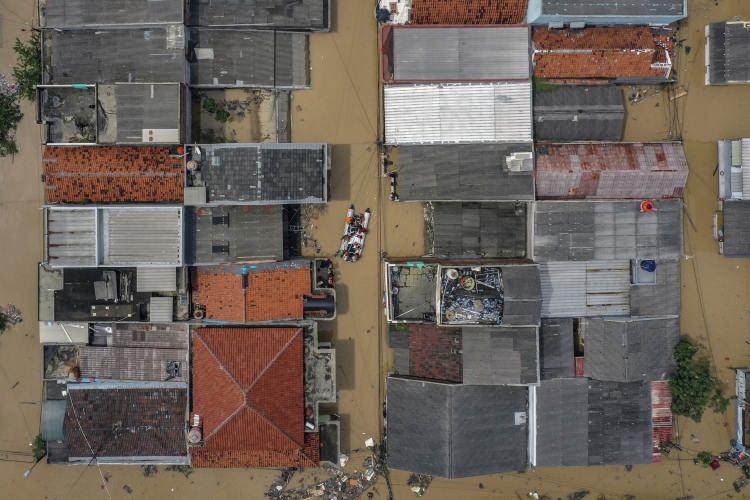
left=2, top=0, right=750, bottom=498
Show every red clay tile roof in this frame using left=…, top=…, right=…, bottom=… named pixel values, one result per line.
left=43, top=146, right=184, bottom=203
left=191, top=327, right=319, bottom=468
left=191, top=267, right=311, bottom=322
left=409, top=324, right=463, bottom=382
left=410, top=0, right=528, bottom=25
left=532, top=27, right=674, bottom=82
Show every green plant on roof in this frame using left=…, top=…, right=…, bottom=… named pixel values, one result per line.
left=32, top=434, right=46, bottom=462
left=202, top=97, right=218, bottom=114
left=0, top=76, right=23, bottom=157
left=533, top=77, right=558, bottom=93
left=214, top=108, right=230, bottom=123
left=669, top=338, right=730, bottom=422
left=12, top=32, right=41, bottom=102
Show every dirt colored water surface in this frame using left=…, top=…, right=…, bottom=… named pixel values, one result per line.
left=3, top=0, right=750, bottom=498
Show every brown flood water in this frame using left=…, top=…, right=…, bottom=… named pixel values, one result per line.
left=2, top=0, right=750, bottom=498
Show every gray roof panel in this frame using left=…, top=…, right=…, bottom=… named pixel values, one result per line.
left=540, top=318, right=575, bottom=380
left=584, top=317, right=679, bottom=383
left=42, top=27, right=186, bottom=84
left=429, top=202, right=527, bottom=258
left=540, top=0, right=684, bottom=16
left=502, top=265, right=542, bottom=326
left=40, top=0, right=184, bottom=28
left=535, top=378, right=589, bottom=467
left=462, top=327, right=539, bottom=385
left=708, top=21, right=750, bottom=84
left=386, top=377, right=528, bottom=478
left=394, top=144, right=535, bottom=201
left=533, top=85, right=625, bottom=141
left=629, top=259, right=681, bottom=317
left=189, top=29, right=309, bottom=88
left=185, top=206, right=284, bottom=264
left=723, top=201, right=750, bottom=257
left=533, top=200, right=683, bottom=262
left=189, top=0, right=330, bottom=31
left=392, top=26, right=530, bottom=81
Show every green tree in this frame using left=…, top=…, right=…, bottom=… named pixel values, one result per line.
left=669, top=338, right=729, bottom=422
left=0, top=88, right=23, bottom=157
left=12, top=32, right=41, bottom=102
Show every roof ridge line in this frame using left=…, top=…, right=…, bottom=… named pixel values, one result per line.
left=246, top=327, right=303, bottom=392
left=194, top=332, right=246, bottom=441
left=246, top=405, right=306, bottom=450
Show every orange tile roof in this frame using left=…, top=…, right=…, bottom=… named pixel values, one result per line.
left=410, top=0, right=528, bottom=24
left=532, top=27, right=674, bottom=82
left=191, top=327, right=320, bottom=468
left=43, top=146, right=184, bottom=203
left=191, top=267, right=311, bottom=322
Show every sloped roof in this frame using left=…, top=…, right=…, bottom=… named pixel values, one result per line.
left=388, top=26, right=530, bottom=82
left=707, top=21, right=750, bottom=85
left=409, top=0, right=528, bottom=25
left=534, top=0, right=685, bottom=17
left=189, top=0, right=330, bottom=30
left=535, top=142, right=688, bottom=199
left=184, top=206, right=285, bottom=264
left=43, top=146, right=184, bottom=204
left=533, top=200, right=683, bottom=262
left=532, top=27, right=673, bottom=82
left=63, top=385, right=187, bottom=462
left=723, top=201, right=750, bottom=257
left=387, top=376, right=528, bottom=478
left=502, top=265, right=543, bottom=326
left=462, top=327, right=539, bottom=385
left=392, top=144, right=535, bottom=201
left=408, top=324, right=463, bottom=383
left=191, top=327, right=319, bottom=468
left=583, top=317, right=679, bottom=383
left=428, top=202, right=527, bottom=259
left=539, top=318, right=574, bottom=380
left=535, top=379, right=653, bottom=467
left=533, top=85, right=625, bottom=141
left=191, top=265, right=311, bottom=322
left=40, top=0, right=184, bottom=28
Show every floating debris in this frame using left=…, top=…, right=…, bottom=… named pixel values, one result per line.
left=407, top=473, right=432, bottom=497
left=337, top=205, right=371, bottom=263
left=141, top=465, right=158, bottom=477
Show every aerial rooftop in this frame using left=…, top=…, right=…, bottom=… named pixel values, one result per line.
left=188, top=29, right=309, bottom=88
left=535, top=143, right=688, bottom=199
left=527, top=0, right=687, bottom=26
left=382, top=25, right=530, bottom=83
left=39, top=0, right=184, bottom=28
left=41, top=27, right=186, bottom=85
left=186, top=143, right=329, bottom=205
left=188, top=0, right=330, bottom=31
left=43, top=146, right=184, bottom=204
left=384, top=82, right=533, bottom=144
left=533, top=85, right=625, bottom=142
left=532, top=27, right=674, bottom=84
left=705, top=20, right=750, bottom=85
left=408, top=0, right=528, bottom=25
left=191, top=327, right=320, bottom=468
left=387, top=143, right=535, bottom=201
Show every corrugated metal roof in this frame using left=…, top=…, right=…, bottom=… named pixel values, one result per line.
left=42, top=400, right=67, bottom=442
left=534, top=378, right=588, bottom=467
left=384, top=82, right=533, bottom=144
left=40, top=0, right=184, bottom=28
left=101, top=207, right=183, bottom=266
left=723, top=201, right=750, bottom=257
left=189, top=0, right=330, bottom=30
left=539, top=318, right=574, bottom=380
left=462, top=326, right=539, bottom=385
left=391, top=144, right=535, bottom=201
left=537, top=0, right=685, bottom=16
left=188, top=29, right=309, bottom=88
left=707, top=21, right=750, bottom=85
left=533, top=86, right=625, bottom=142
left=92, top=323, right=189, bottom=349
left=392, top=26, right=530, bottom=81
left=42, top=26, right=186, bottom=85
left=149, top=297, right=174, bottom=323
left=583, top=317, right=679, bottom=383
left=535, top=143, right=688, bottom=199
left=539, top=261, right=631, bottom=318
left=137, top=268, right=177, bottom=292
left=533, top=200, right=683, bottom=262
left=79, top=346, right=188, bottom=382
left=428, top=202, right=527, bottom=258
left=39, top=322, right=89, bottom=344
left=45, top=208, right=97, bottom=267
